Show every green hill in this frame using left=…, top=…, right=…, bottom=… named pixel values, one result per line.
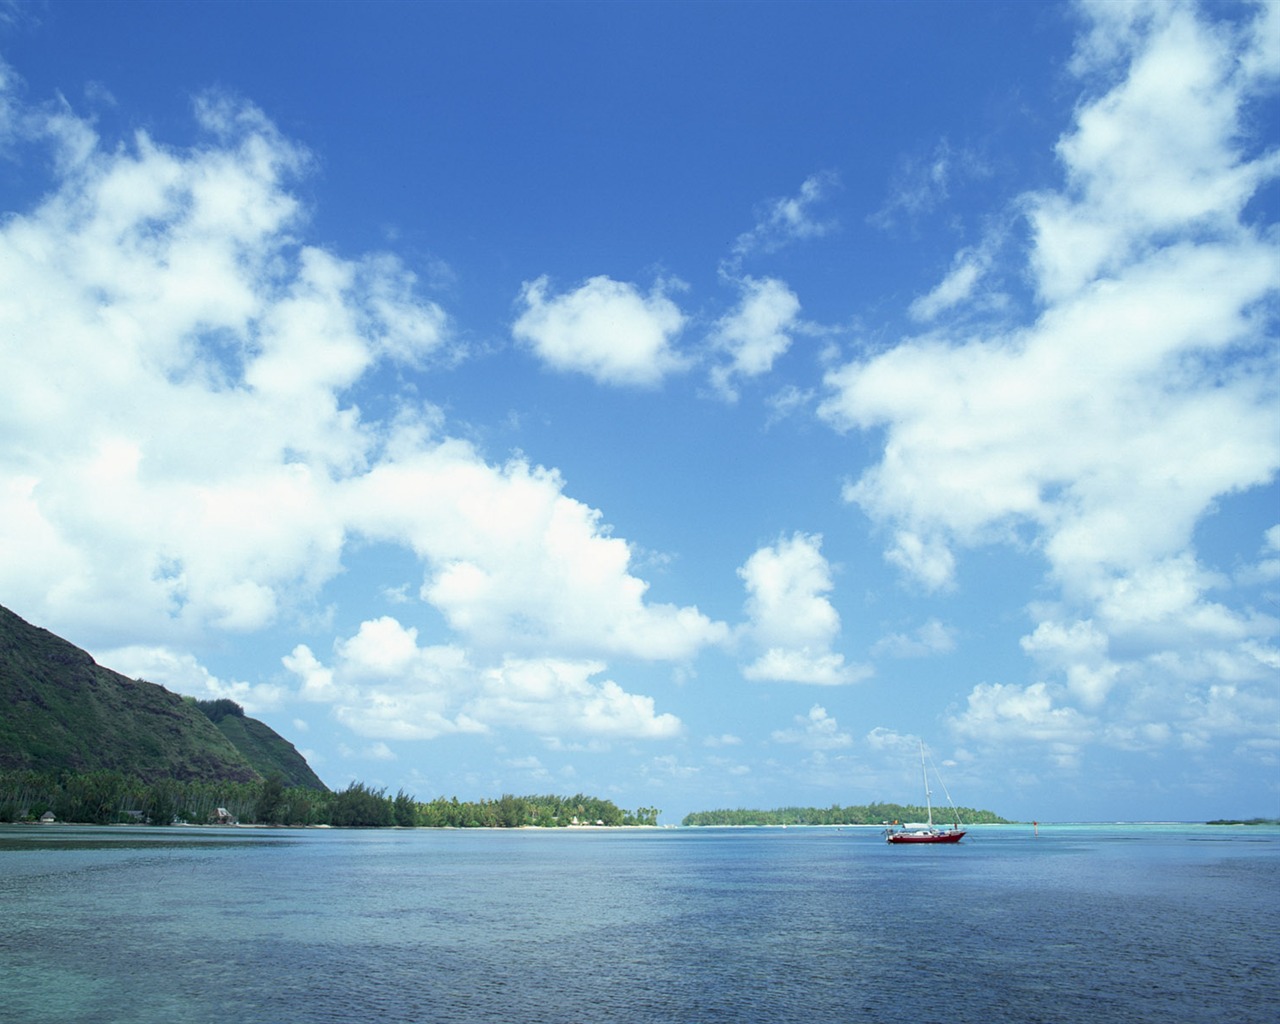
left=0, top=604, right=326, bottom=791
left=194, top=698, right=326, bottom=791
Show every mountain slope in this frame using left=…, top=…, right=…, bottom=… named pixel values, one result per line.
left=0, top=604, right=323, bottom=790
left=196, top=698, right=327, bottom=791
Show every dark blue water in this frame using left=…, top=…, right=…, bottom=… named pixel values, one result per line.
left=0, top=824, right=1275, bottom=1023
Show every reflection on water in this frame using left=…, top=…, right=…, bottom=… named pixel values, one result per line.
left=0, top=823, right=300, bottom=853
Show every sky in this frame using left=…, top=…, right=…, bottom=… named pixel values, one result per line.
left=0, top=0, right=1277, bottom=824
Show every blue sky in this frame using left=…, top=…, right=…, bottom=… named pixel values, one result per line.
left=1, top=0, right=1277, bottom=823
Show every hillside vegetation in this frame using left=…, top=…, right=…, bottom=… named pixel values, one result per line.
left=0, top=604, right=324, bottom=790
left=194, top=698, right=326, bottom=791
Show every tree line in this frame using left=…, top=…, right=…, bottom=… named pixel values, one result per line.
left=0, top=769, right=659, bottom=828
left=681, top=802, right=1011, bottom=827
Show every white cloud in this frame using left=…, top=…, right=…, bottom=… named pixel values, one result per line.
left=0, top=89, right=449, bottom=643
left=882, top=530, right=957, bottom=593
left=1236, top=524, right=1280, bottom=586
left=949, top=682, right=1094, bottom=768
left=283, top=617, right=683, bottom=743
left=1032, top=0, right=1280, bottom=302
left=644, top=754, right=701, bottom=781
left=1090, top=555, right=1269, bottom=648
left=347, top=439, right=729, bottom=661
left=955, top=629, right=1280, bottom=765
left=1020, top=619, right=1119, bottom=708
left=872, top=618, right=957, bottom=659
left=336, top=616, right=450, bottom=679
left=764, top=384, right=816, bottom=426
left=283, top=644, right=341, bottom=703
left=505, top=755, right=547, bottom=771
left=1012, top=548, right=1280, bottom=729
left=0, top=80, right=729, bottom=756
left=864, top=726, right=915, bottom=753
left=708, top=276, right=801, bottom=400
left=730, top=172, right=838, bottom=261
left=472, top=658, right=682, bottom=740
left=741, top=533, right=839, bottom=649
left=771, top=704, right=853, bottom=750
left=908, top=242, right=1001, bottom=322
left=821, top=1, right=1279, bottom=730
left=1177, top=682, right=1280, bottom=750
left=743, top=648, right=864, bottom=687
left=512, top=274, right=687, bottom=387
left=738, top=533, right=869, bottom=685
left=95, top=644, right=287, bottom=713
left=294, top=621, right=483, bottom=742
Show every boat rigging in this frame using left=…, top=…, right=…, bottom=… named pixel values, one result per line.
left=884, top=741, right=966, bottom=845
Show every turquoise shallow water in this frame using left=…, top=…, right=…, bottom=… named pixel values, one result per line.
left=0, top=823, right=1276, bottom=1023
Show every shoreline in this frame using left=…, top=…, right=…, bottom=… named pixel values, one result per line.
left=9, top=819, right=1274, bottom=831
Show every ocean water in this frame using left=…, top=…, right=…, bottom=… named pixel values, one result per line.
left=0, top=823, right=1275, bottom=1024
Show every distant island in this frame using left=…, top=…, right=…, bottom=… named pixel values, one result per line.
left=682, top=804, right=1011, bottom=827
left=1206, top=818, right=1280, bottom=826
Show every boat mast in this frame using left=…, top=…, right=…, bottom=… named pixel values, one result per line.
left=920, top=741, right=933, bottom=829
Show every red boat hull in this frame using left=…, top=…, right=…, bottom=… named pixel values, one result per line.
left=885, top=829, right=966, bottom=844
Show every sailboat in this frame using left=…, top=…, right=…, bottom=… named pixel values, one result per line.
left=884, top=742, right=966, bottom=844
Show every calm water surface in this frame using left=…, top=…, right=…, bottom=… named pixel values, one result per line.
left=0, top=823, right=1275, bottom=1023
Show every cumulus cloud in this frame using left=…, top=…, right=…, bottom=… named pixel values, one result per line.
left=824, top=2, right=1279, bottom=571
left=285, top=619, right=482, bottom=741
left=96, top=644, right=288, bottom=713
left=347, top=438, right=730, bottom=661
left=1029, top=0, right=1280, bottom=302
left=708, top=276, right=802, bottom=400
left=281, top=616, right=683, bottom=743
left=0, top=89, right=449, bottom=642
left=864, top=726, right=916, bottom=753
left=883, top=531, right=956, bottom=594
left=472, top=657, right=682, bottom=740
left=0, top=78, right=727, bottom=749
left=1175, top=681, right=1280, bottom=751
left=771, top=704, right=853, bottom=750
left=738, top=533, right=869, bottom=685
left=1020, top=619, right=1119, bottom=709
left=822, top=1, right=1279, bottom=756
left=950, top=682, right=1094, bottom=769
left=512, top=274, right=687, bottom=387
